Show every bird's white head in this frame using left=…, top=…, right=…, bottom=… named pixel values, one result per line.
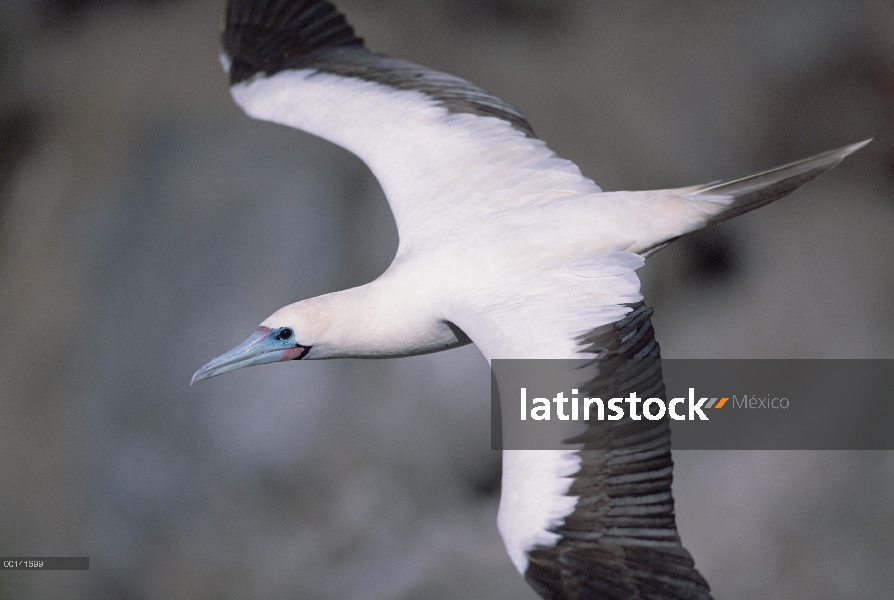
left=190, top=300, right=327, bottom=384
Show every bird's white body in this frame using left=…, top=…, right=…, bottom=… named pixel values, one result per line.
left=236, top=70, right=732, bottom=362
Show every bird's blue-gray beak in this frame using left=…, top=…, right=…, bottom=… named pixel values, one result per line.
left=191, top=326, right=308, bottom=384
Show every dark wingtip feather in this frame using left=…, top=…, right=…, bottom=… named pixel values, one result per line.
left=223, top=0, right=364, bottom=84
left=220, top=0, right=536, bottom=136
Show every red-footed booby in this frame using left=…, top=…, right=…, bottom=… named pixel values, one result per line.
left=192, top=1, right=869, bottom=597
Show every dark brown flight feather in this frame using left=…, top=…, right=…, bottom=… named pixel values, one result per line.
left=523, top=303, right=713, bottom=600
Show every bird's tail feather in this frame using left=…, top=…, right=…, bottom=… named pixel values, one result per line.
left=690, top=139, right=871, bottom=225
left=640, top=139, right=870, bottom=257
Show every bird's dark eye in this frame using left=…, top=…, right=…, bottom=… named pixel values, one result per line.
left=276, top=328, right=294, bottom=341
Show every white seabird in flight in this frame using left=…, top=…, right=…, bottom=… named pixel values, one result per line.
left=192, top=1, right=869, bottom=598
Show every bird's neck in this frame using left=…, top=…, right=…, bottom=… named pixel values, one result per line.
left=276, top=276, right=469, bottom=360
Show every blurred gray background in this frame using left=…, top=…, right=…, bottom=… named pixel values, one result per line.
left=1, top=1, right=893, bottom=599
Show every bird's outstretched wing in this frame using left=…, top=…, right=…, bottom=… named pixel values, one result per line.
left=222, top=0, right=602, bottom=243
left=498, top=303, right=714, bottom=600
left=221, top=0, right=871, bottom=260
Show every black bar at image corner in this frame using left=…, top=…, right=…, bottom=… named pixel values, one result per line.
left=0, top=557, right=89, bottom=570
